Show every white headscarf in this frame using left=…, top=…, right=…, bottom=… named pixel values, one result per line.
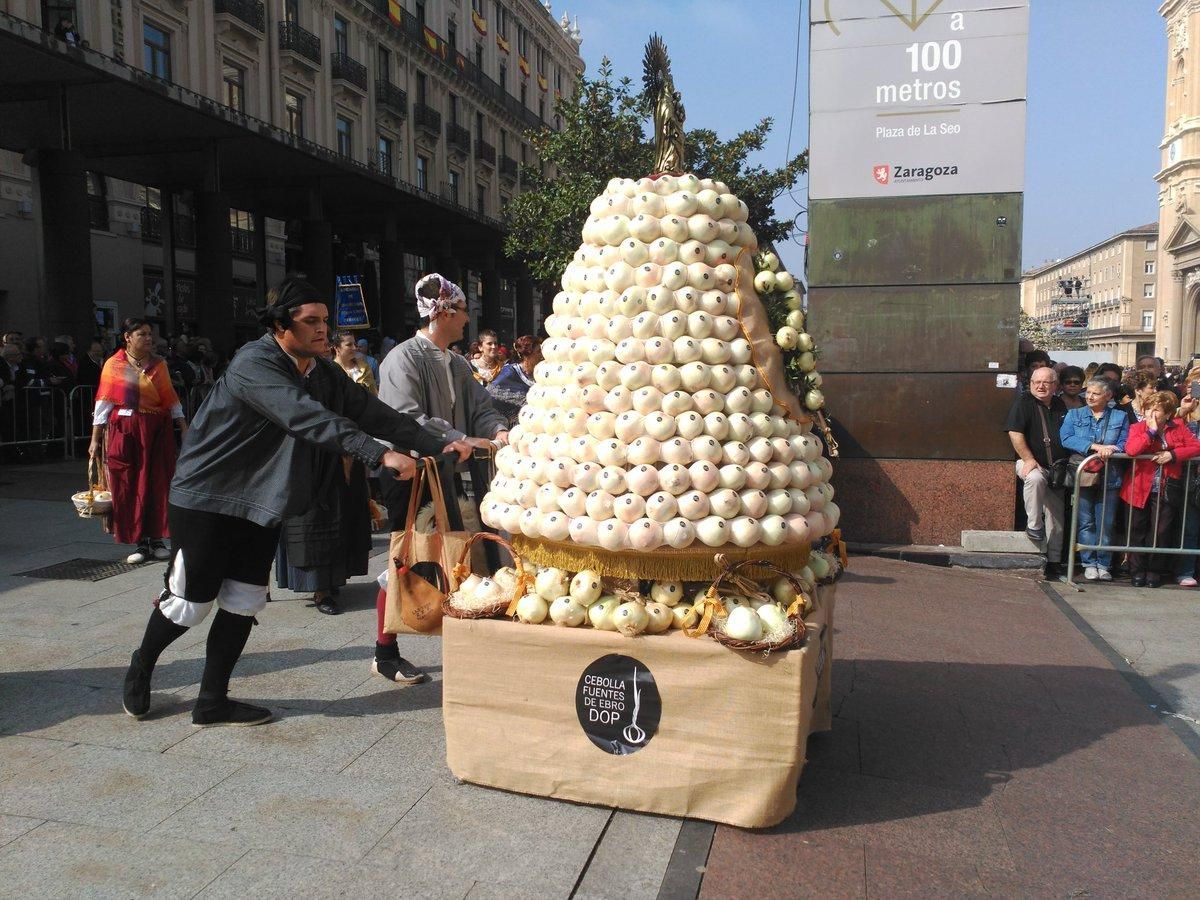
left=415, top=273, right=466, bottom=319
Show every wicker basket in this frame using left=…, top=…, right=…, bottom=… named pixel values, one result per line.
left=695, top=556, right=812, bottom=653
left=72, top=458, right=113, bottom=518
left=442, top=532, right=528, bottom=620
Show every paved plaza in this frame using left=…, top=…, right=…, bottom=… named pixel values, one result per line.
left=0, top=462, right=1198, bottom=897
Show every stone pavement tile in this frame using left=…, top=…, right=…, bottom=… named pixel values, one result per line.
left=335, top=670, right=446, bottom=724
left=701, top=832, right=866, bottom=899
left=774, top=767, right=1014, bottom=873
left=339, top=719, right=453, bottom=784
left=166, top=701, right=402, bottom=773
left=0, top=820, right=245, bottom=899
left=0, top=814, right=43, bottom=849
left=0, top=735, right=74, bottom=782
left=155, top=763, right=427, bottom=863
left=0, top=675, right=196, bottom=753
left=861, top=844, right=1031, bottom=898
left=573, top=810, right=682, bottom=900
left=0, top=634, right=114, bottom=674
left=366, top=781, right=610, bottom=896
left=990, top=787, right=1200, bottom=896
left=0, top=743, right=241, bottom=829
left=848, top=697, right=1010, bottom=795
left=464, top=881, right=557, bottom=900
left=196, top=848, right=474, bottom=900
left=804, top=716, right=861, bottom=775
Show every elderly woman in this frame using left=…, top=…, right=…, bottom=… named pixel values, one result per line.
left=486, top=334, right=541, bottom=427
left=1060, top=377, right=1130, bottom=581
left=1120, top=391, right=1200, bottom=587
left=89, top=318, right=187, bottom=564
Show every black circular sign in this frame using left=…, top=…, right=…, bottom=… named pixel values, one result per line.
left=576, top=654, right=661, bottom=755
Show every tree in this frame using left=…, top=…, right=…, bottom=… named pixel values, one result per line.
left=503, top=58, right=808, bottom=294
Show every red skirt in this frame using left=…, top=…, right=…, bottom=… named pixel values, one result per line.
left=105, top=409, right=176, bottom=545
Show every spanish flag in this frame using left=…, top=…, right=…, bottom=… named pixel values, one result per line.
left=537, top=73, right=548, bottom=92
left=518, top=55, right=530, bottom=76
left=423, top=26, right=440, bottom=54
left=472, top=9, right=487, bottom=35
left=496, top=34, right=510, bottom=53
left=387, top=0, right=401, bottom=25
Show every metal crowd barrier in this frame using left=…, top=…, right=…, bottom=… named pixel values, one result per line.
left=66, top=384, right=95, bottom=457
left=0, top=385, right=70, bottom=459
left=1065, top=451, right=1200, bottom=590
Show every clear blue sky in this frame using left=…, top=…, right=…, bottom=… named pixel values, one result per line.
left=573, top=0, right=1166, bottom=276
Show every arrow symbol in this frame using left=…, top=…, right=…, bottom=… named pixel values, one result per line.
left=823, top=0, right=946, bottom=36
left=877, top=0, right=946, bottom=31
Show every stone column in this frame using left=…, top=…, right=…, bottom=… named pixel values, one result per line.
left=194, top=190, right=234, bottom=352
left=31, top=149, right=93, bottom=341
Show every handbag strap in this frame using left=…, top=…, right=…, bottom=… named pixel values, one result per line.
left=422, top=456, right=455, bottom=533
left=395, top=463, right=427, bottom=568
left=1034, top=402, right=1054, bottom=464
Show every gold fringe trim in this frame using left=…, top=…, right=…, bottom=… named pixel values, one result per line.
left=509, top=535, right=811, bottom=582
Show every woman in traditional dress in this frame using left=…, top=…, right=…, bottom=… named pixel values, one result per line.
left=273, top=331, right=374, bottom=615
left=88, top=318, right=187, bottom=564
left=486, top=334, right=541, bottom=427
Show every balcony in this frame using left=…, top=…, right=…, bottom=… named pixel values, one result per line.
left=376, top=79, right=407, bottom=120
left=231, top=227, right=255, bottom=258
left=413, top=102, right=441, bottom=138
left=140, top=208, right=196, bottom=247
left=446, top=121, right=471, bottom=156
left=499, top=155, right=518, bottom=180
left=331, top=52, right=367, bottom=93
left=214, top=0, right=265, bottom=37
left=475, top=139, right=496, bottom=167
left=278, top=21, right=321, bottom=70
left=372, top=150, right=396, bottom=178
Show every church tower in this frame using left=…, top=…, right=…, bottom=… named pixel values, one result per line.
left=1158, top=1, right=1200, bottom=364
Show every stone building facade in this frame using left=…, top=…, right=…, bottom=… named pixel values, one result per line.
left=1020, top=223, right=1159, bottom=367
left=0, top=0, right=582, bottom=350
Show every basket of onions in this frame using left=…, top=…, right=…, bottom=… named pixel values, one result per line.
left=693, top=556, right=811, bottom=653
left=442, top=532, right=529, bottom=620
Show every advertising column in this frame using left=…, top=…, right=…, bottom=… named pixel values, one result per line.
left=807, top=0, right=1029, bottom=544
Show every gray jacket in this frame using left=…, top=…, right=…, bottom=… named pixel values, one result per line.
left=170, top=333, right=445, bottom=526
left=378, top=334, right=507, bottom=442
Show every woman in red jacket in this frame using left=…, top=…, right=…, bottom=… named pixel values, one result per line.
left=1120, top=391, right=1200, bottom=586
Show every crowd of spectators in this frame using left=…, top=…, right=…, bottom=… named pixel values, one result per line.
left=1006, top=348, right=1200, bottom=586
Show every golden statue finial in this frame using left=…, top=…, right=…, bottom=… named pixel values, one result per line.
left=643, top=35, right=686, bottom=175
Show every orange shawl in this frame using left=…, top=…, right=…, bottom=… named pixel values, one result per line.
left=96, top=350, right=180, bottom=414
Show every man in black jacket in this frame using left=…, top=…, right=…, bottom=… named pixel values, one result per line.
left=1004, top=365, right=1069, bottom=580
left=123, top=277, right=471, bottom=728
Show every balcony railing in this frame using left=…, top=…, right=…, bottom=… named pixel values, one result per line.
left=140, top=208, right=196, bottom=247
left=375, top=79, right=408, bottom=118
left=499, top=155, right=518, bottom=179
left=331, top=52, right=367, bottom=90
left=447, top=122, right=471, bottom=153
left=369, top=0, right=544, bottom=132
left=373, top=151, right=395, bottom=178
left=214, top=0, right=265, bottom=33
left=278, top=21, right=321, bottom=66
left=88, top=197, right=109, bottom=231
left=231, top=227, right=255, bottom=258
left=413, top=102, right=442, bottom=133
left=475, top=139, right=496, bottom=165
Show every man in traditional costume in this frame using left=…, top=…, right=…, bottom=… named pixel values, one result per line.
left=122, top=277, right=470, bottom=727
left=372, top=274, right=508, bottom=683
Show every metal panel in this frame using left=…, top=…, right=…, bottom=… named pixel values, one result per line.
left=821, top=372, right=1017, bottom=459
left=808, top=284, right=1018, bottom=373
left=807, top=193, right=1023, bottom=286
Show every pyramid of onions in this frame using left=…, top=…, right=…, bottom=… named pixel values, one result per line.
left=480, top=173, right=839, bottom=578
